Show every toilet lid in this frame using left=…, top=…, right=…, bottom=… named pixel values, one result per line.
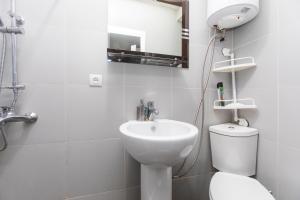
left=210, top=172, right=275, bottom=200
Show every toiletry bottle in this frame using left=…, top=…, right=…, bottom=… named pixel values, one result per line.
left=217, top=82, right=225, bottom=106
left=136, top=99, right=145, bottom=121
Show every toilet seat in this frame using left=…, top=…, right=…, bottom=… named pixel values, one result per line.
left=209, top=172, right=275, bottom=200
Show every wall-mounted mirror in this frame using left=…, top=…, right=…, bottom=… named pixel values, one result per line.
left=107, top=0, right=189, bottom=68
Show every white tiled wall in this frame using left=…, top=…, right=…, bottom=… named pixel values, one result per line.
left=234, top=0, right=300, bottom=199
left=0, top=0, right=232, bottom=200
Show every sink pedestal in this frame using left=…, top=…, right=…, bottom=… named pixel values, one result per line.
left=141, top=165, right=172, bottom=200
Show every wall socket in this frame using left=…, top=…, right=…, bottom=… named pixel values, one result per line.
left=89, top=74, right=102, bottom=87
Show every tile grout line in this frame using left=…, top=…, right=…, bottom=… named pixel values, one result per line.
left=233, top=33, right=274, bottom=51
left=275, top=0, right=280, bottom=196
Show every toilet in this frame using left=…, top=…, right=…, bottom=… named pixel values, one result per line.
left=209, top=123, right=275, bottom=200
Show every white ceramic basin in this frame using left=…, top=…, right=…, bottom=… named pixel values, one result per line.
left=120, top=119, right=198, bottom=166
left=120, top=119, right=198, bottom=200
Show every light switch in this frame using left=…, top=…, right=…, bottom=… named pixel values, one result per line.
left=89, top=74, right=102, bottom=87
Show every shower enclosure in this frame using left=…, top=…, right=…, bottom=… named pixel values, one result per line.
left=0, top=0, right=38, bottom=151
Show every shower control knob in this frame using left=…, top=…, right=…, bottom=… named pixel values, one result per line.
left=15, top=15, right=25, bottom=26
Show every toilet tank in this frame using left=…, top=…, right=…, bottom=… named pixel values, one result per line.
left=209, top=123, right=258, bottom=176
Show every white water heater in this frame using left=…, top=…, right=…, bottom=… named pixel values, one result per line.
left=207, top=0, right=259, bottom=29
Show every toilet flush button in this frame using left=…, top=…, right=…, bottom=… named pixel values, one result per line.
left=89, top=74, right=102, bottom=87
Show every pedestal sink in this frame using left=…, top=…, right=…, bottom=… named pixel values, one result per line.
left=120, top=119, right=198, bottom=200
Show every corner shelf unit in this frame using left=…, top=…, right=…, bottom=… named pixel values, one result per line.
left=214, top=98, right=257, bottom=110
left=213, top=57, right=256, bottom=73
left=213, top=56, right=257, bottom=120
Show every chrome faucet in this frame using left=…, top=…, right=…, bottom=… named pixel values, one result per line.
left=136, top=99, right=159, bottom=121
left=147, top=101, right=159, bottom=121
left=0, top=106, right=12, bottom=117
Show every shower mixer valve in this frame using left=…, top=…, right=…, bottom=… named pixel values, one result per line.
left=0, top=14, right=25, bottom=34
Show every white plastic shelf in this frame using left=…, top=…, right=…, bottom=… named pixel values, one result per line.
left=213, top=57, right=256, bottom=73
left=214, top=98, right=257, bottom=110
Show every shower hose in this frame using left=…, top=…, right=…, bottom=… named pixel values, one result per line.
left=173, top=28, right=218, bottom=178
left=0, top=33, right=8, bottom=151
